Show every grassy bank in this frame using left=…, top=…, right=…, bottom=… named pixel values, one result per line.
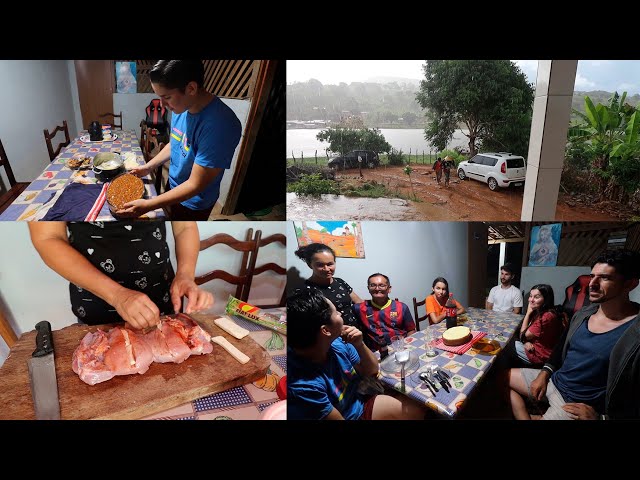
left=286, top=153, right=438, bottom=167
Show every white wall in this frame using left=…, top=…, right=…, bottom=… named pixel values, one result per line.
left=286, top=221, right=470, bottom=319
left=0, top=60, right=78, bottom=189
left=521, top=265, right=640, bottom=305
left=0, top=221, right=286, bottom=366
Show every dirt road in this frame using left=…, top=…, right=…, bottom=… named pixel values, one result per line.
left=337, top=164, right=622, bottom=221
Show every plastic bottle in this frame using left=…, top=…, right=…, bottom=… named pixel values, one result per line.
left=445, top=293, right=457, bottom=329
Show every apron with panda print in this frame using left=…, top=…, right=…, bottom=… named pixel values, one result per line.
left=67, top=221, right=175, bottom=325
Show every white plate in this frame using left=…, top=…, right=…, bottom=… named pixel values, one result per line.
left=79, top=133, right=118, bottom=143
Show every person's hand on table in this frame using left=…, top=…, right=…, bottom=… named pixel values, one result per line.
left=170, top=273, right=214, bottom=314
left=112, top=287, right=160, bottom=329
left=118, top=199, right=152, bottom=218
left=129, top=164, right=152, bottom=178
left=562, top=403, right=598, bottom=420
left=341, top=325, right=364, bottom=347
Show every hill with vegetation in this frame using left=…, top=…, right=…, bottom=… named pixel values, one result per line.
left=287, top=79, right=640, bottom=128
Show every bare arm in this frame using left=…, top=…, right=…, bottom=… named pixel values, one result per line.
left=121, top=164, right=223, bottom=216
left=350, top=290, right=364, bottom=304
left=513, top=306, right=522, bottom=314
left=324, top=407, right=346, bottom=420
left=129, top=143, right=171, bottom=176
left=169, top=222, right=213, bottom=314
left=28, top=222, right=160, bottom=329
left=428, top=311, right=446, bottom=324
left=342, top=326, right=378, bottom=377
left=457, top=304, right=466, bottom=315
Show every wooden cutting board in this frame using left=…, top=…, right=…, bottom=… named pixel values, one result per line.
left=0, top=314, right=270, bottom=419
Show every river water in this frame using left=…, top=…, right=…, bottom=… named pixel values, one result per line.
left=287, top=128, right=470, bottom=158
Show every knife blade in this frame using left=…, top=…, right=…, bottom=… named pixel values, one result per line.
left=434, top=370, right=450, bottom=387
left=28, top=321, right=61, bottom=420
left=434, top=372, right=450, bottom=392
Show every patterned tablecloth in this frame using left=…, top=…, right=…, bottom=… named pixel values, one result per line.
left=378, top=307, right=522, bottom=418
left=143, top=309, right=287, bottom=420
left=0, top=130, right=165, bottom=221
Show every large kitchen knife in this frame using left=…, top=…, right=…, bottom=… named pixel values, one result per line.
left=27, top=321, right=61, bottom=420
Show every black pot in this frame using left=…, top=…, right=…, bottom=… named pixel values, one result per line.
left=92, top=153, right=124, bottom=182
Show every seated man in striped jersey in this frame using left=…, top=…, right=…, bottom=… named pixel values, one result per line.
left=353, top=273, right=416, bottom=355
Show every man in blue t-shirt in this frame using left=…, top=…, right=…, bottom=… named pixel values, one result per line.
left=507, top=249, right=640, bottom=420
left=124, top=60, right=241, bottom=220
left=288, top=289, right=425, bottom=420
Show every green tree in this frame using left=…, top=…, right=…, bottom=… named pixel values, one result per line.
left=403, top=112, right=418, bottom=126
left=316, top=127, right=392, bottom=156
left=568, top=92, right=640, bottom=199
left=415, top=60, right=534, bottom=157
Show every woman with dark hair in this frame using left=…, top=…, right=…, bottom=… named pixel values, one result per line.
left=425, top=276, right=466, bottom=324
left=512, top=284, right=565, bottom=366
left=294, top=243, right=363, bottom=329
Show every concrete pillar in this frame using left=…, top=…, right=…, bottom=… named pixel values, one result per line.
left=521, top=60, right=578, bottom=221
left=498, top=242, right=506, bottom=278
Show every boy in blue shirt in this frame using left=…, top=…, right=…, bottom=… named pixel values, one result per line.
left=125, top=60, right=241, bottom=220
left=288, top=289, right=425, bottom=420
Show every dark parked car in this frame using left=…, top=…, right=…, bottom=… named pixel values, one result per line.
left=327, top=150, right=380, bottom=170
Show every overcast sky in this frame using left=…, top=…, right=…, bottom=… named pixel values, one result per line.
left=287, top=60, right=640, bottom=95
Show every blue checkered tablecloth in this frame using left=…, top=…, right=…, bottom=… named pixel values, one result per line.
left=378, top=307, right=523, bottom=418
left=0, top=130, right=164, bottom=221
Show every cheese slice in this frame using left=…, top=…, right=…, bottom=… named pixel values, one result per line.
left=442, top=326, right=472, bottom=346
left=214, top=316, right=250, bottom=339
left=211, top=336, right=250, bottom=364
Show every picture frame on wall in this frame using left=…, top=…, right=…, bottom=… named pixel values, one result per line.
left=294, top=221, right=365, bottom=258
left=528, top=223, right=562, bottom=266
left=116, top=61, right=137, bottom=94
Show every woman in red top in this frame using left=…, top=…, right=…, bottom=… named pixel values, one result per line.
left=425, top=277, right=466, bottom=324
left=513, top=284, right=564, bottom=366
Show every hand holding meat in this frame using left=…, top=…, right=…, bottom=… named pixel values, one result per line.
left=170, top=273, right=213, bottom=314
left=112, top=287, right=160, bottom=329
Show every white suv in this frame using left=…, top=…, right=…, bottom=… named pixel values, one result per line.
left=457, top=152, right=526, bottom=191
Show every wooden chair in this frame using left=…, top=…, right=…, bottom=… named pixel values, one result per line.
left=252, top=233, right=286, bottom=308
left=413, top=297, right=430, bottom=331
left=195, top=229, right=262, bottom=302
left=98, top=111, right=123, bottom=130
left=0, top=139, right=29, bottom=215
left=0, top=305, right=18, bottom=349
left=43, top=120, right=70, bottom=162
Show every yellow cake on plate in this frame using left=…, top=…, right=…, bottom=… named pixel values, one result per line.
left=442, top=326, right=472, bottom=346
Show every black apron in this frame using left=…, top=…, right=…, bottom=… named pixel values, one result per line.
left=68, top=221, right=175, bottom=325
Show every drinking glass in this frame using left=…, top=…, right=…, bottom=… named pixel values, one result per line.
left=424, top=326, right=437, bottom=357
left=391, top=335, right=409, bottom=363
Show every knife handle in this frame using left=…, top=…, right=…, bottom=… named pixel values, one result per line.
left=32, top=321, right=54, bottom=358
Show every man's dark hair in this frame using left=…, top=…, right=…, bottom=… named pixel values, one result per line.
left=294, top=243, right=336, bottom=267
left=287, top=289, right=333, bottom=349
left=593, top=249, right=640, bottom=280
left=500, top=263, right=515, bottom=275
left=367, top=273, right=390, bottom=285
left=149, top=60, right=205, bottom=91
